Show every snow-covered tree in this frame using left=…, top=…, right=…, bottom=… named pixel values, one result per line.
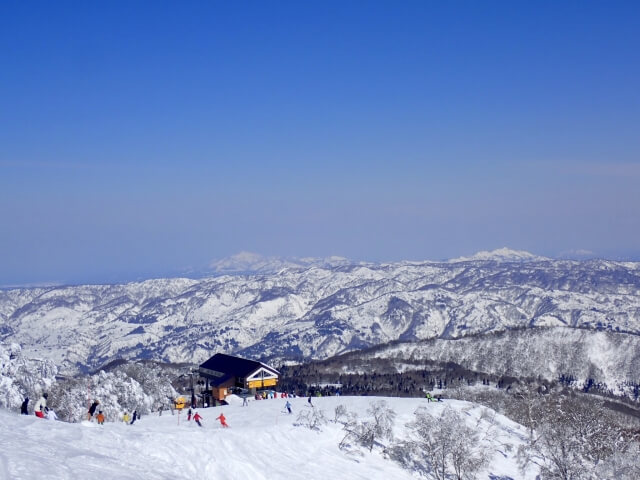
left=339, top=400, right=396, bottom=453
left=520, top=395, right=638, bottom=480
left=396, top=405, right=490, bottom=480
left=295, top=406, right=327, bottom=431
left=594, top=445, right=640, bottom=480
left=333, top=404, right=348, bottom=424
left=0, top=342, right=57, bottom=412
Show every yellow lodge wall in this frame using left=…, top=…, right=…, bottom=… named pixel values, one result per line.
left=247, top=378, right=277, bottom=388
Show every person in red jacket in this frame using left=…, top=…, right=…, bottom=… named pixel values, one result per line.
left=215, top=412, right=229, bottom=428
left=193, top=411, right=203, bottom=427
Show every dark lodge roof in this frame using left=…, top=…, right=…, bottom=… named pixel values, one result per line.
left=199, top=353, right=279, bottom=379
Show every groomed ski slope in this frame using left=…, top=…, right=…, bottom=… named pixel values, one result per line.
left=0, top=395, right=537, bottom=480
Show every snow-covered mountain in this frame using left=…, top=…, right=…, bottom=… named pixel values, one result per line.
left=208, top=251, right=356, bottom=274
left=448, top=247, right=549, bottom=263
left=1, top=250, right=639, bottom=380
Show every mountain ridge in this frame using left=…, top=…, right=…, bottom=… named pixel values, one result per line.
left=2, top=250, right=639, bottom=381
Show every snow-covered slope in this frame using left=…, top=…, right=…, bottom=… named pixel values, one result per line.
left=1, top=251, right=639, bottom=376
left=0, top=395, right=535, bottom=480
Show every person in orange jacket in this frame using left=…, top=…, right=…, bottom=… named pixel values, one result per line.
left=215, top=412, right=229, bottom=428
left=96, top=411, right=105, bottom=425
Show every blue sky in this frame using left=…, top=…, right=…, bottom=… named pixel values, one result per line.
left=1, top=1, right=639, bottom=285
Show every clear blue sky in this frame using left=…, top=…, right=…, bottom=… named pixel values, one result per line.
left=1, top=1, right=639, bottom=285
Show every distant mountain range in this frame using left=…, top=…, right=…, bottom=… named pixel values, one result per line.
left=1, top=249, right=639, bottom=396
left=208, top=251, right=356, bottom=274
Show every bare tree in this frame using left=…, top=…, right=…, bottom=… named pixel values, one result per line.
left=339, top=411, right=360, bottom=450
left=334, top=404, right=348, bottom=424
left=398, top=405, right=491, bottom=480
left=361, top=400, right=396, bottom=452
left=594, top=445, right=640, bottom=480
left=519, top=395, right=638, bottom=480
left=295, top=407, right=327, bottom=431
left=339, top=400, right=396, bottom=452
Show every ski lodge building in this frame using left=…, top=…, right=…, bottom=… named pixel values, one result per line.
left=198, top=353, right=280, bottom=401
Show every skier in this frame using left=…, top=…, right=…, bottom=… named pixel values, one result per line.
left=88, top=400, right=100, bottom=421
left=215, top=412, right=229, bottom=428
left=130, top=410, right=138, bottom=425
left=307, top=395, right=313, bottom=407
left=33, top=393, right=48, bottom=418
left=425, top=392, right=433, bottom=402
left=285, top=400, right=292, bottom=414
left=122, top=411, right=130, bottom=423
left=158, top=405, right=163, bottom=417
left=193, top=411, right=203, bottom=427
left=187, top=408, right=192, bottom=421
left=96, top=411, right=105, bottom=425
left=20, top=397, right=29, bottom=415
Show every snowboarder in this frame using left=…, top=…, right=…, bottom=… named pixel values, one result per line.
left=34, top=393, right=48, bottom=418
left=215, top=412, right=229, bottom=428
left=88, top=400, right=100, bottom=421
left=187, top=408, right=192, bottom=421
left=96, top=411, right=105, bottom=425
left=193, top=411, right=203, bottom=427
left=130, top=410, right=138, bottom=425
left=20, top=397, right=29, bottom=415
left=285, top=400, right=292, bottom=414
left=425, top=392, right=433, bottom=402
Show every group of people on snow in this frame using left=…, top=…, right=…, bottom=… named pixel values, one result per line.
left=23, top=394, right=299, bottom=427
left=21, top=394, right=59, bottom=420
left=88, top=400, right=138, bottom=425
left=22, top=389, right=419, bottom=426
left=424, top=392, right=444, bottom=402
left=186, top=407, right=228, bottom=428
left=19, top=392, right=146, bottom=426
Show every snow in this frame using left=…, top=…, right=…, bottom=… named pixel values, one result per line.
left=1, top=395, right=535, bottom=480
